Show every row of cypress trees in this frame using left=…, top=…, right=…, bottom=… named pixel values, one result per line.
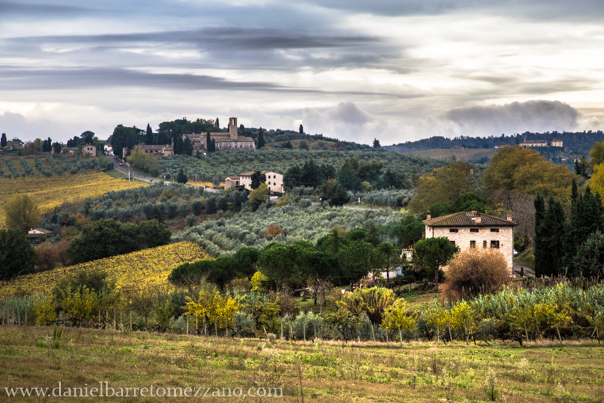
left=534, top=180, right=604, bottom=277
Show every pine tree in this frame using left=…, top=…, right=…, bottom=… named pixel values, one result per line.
left=145, top=124, right=154, bottom=145
left=257, top=128, right=265, bottom=149
left=176, top=168, right=188, bottom=184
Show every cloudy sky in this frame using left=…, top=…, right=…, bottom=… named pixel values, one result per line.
left=1, top=0, right=603, bottom=144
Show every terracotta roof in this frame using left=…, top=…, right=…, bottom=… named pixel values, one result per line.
left=423, top=211, right=517, bottom=227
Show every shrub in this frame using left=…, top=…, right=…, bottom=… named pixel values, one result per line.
left=36, top=242, right=59, bottom=272
left=441, top=249, right=511, bottom=301
left=263, top=224, right=284, bottom=237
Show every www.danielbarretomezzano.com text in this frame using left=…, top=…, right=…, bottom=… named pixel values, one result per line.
left=4, top=383, right=284, bottom=398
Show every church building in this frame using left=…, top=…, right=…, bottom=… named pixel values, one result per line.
left=185, top=117, right=255, bottom=154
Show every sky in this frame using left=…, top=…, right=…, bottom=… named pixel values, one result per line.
left=0, top=0, right=603, bottom=145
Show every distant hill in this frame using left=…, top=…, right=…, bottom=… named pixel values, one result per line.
left=385, top=130, right=604, bottom=155
left=403, top=148, right=498, bottom=163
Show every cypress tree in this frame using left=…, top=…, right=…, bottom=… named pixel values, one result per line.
left=534, top=194, right=547, bottom=277
left=257, top=128, right=265, bottom=149
left=206, top=132, right=212, bottom=153
left=145, top=124, right=154, bottom=145
left=0, top=133, right=6, bottom=148
left=544, top=197, right=566, bottom=276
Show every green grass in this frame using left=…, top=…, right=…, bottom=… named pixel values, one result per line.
left=1, top=325, right=602, bottom=402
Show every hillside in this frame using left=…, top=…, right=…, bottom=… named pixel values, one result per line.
left=403, top=148, right=498, bottom=163
left=386, top=130, right=604, bottom=155
left=159, top=150, right=442, bottom=185
left=0, top=172, right=146, bottom=229
left=0, top=241, right=210, bottom=298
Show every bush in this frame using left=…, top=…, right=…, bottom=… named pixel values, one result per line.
left=441, top=249, right=511, bottom=301
left=36, top=242, right=59, bottom=272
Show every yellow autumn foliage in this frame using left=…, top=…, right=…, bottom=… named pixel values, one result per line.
left=0, top=241, right=212, bottom=299
left=0, top=172, right=146, bottom=228
left=186, top=286, right=245, bottom=331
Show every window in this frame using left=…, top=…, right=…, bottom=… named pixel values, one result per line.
left=449, top=229, right=458, bottom=233
left=491, top=240, right=500, bottom=249
left=470, top=228, right=479, bottom=233
left=470, top=240, right=476, bottom=248
left=491, top=228, right=499, bottom=233
left=483, top=240, right=487, bottom=248
left=450, top=241, right=456, bottom=246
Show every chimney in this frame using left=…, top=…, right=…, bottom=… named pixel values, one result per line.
left=507, top=211, right=513, bottom=221
left=475, top=213, right=481, bottom=224
left=426, top=210, right=431, bottom=220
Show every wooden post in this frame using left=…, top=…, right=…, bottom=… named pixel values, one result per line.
left=114, top=309, right=117, bottom=331
left=314, top=322, right=317, bottom=340
left=215, top=317, right=218, bottom=337
left=17, top=307, right=20, bottom=325
left=303, top=322, right=306, bottom=343
left=186, top=315, right=189, bottom=335
left=203, top=317, right=207, bottom=337
left=129, top=310, right=133, bottom=331
left=386, top=329, right=389, bottom=345
left=371, top=324, right=376, bottom=342
left=106, top=310, right=109, bottom=331
left=24, top=308, right=27, bottom=326
left=281, top=322, right=284, bottom=340
left=196, top=317, right=199, bottom=336
left=225, top=317, right=229, bottom=338
left=399, top=327, right=403, bottom=347
left=98, top=310, right=101, bottom=329
left=120, top=310, right=123, bottom=332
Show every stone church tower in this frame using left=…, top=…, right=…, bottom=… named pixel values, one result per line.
left=229, top=117, right=238, bottom=140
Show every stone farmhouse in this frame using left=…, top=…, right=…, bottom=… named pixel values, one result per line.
left=423, top=210, right=517, bottom=271
left=81, top=144, right=97, bottom=157
left=225, top=171, right=284, bottom=193
left=132, top=144, right=174, bottom=157
left=184, top=117, right=255, bottom=155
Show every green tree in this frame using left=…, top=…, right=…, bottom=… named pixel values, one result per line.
left=110, top=125, right=137, bottom=159
left=257, top=243, right=302, bottom=290
left=136, top=219, right=171, bottom=249
left=572, top=231, right=604, bottom=277
left=0, top=133, right=6, bottom=148
left=249, top=183, right=269, bottom=211
left=176, top=168, right=188, bottom=184
left=483, top=146, right=574, bottom=200
left=408, top=161, right=478, bottom=214
left=233, top=247, right=260, bottom=280
left=377, top=242, right=403, bottom=286
left=396, top=215, right=424, bottom=247
left=206, top=132, right=213, bottom=153
left=301, top=159, right=320, bottom=187
left=299, top=124, right=304, bottom=134
left=52, top=142, right=62, bottom=154
left=145, top=123, right=154, bottom=145
left=283, top=164, right=303, bottom=189
left=4, top=194, right=40, bottom=232
left=533, top=194, right=548, bottom=277
left=81, top=131, right=95, bottom=144
left=126, top=148, right=162, bottom=176
left=338, top=240, right=384, bottom=285
left=373, top=138, right=381, bottom=148
left=250, top=170, right=266, bottom=189
left=216, top=117, right=220, bottom=128
left=413, top=237, right=459, bottom=286
left=330, top=183, right=349, bottom=206
left=257, top=128, right=265, bottom=149
left=0, top=229, right=37, bottom=281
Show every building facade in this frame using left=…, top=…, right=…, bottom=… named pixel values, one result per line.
left=236, top=171, right=284, bottom=193
left=81, top=144, right=97, bottom=157
left=134, top=144, right=174, bottom=157
left=423, top=210, right=517, bottom=271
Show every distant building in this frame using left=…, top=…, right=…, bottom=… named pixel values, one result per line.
left=423, top=210, right=518, bottom=271
left=520, top=140, right=563, bottom=148
left=184, top=117, right=255, bottom=155
left=225, top=176, right=241, bottom=189
left=236, top=171, right=284, bottom=193
left=133, top=144, right=174, bottom=157
left=81, top=144, right=97, bottom=157
left=27, top=228, right=52, bottom=244
left=61, top=147, right=79, bottom=155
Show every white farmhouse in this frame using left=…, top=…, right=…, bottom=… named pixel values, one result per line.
left=423, top=210, right=517, bottom=271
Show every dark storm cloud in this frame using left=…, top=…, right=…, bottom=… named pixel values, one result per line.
left=0, top=68, right=280, bottom=91
left=0, top=1, right=87, bottom=17
left=8, top=28, right=378, bottom=52
left=301, top=0, right=604, bottom=19
left=444, top=100, right=580, bottom=134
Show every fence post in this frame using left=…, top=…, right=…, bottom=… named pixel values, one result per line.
left=98, top=310, right=101, bottom=329
left=196, top=317, right=198, bottom=336
left=303, top=322, right=306, bottom=343
left=120, top=310, right=123, bottom=332
left=225, top=317, right=229, bottom=338
left=114, top=309, right=116, bottom=331
left=281, top=322, right=283, bottom=340
left=24, top=309, right=27, bottom=327
left=186, top=315, right=189, bottom=335
left=106, top=310, right=109, bottom=331
left=215, top=317, right=218, bottom=338
left=17, top=307, right=20, bottom=325
left=129, top=310, right=133, bottom=331
left=203, top=317, right=207, bottom=337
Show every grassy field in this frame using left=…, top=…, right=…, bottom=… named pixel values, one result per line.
left=0, top=172, right=146, bottom=229
left=0, top=326, right=602, bottom=402
left=403, top=149, right=498, bottom=162
left=0, top=242, right=211, bottom=298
